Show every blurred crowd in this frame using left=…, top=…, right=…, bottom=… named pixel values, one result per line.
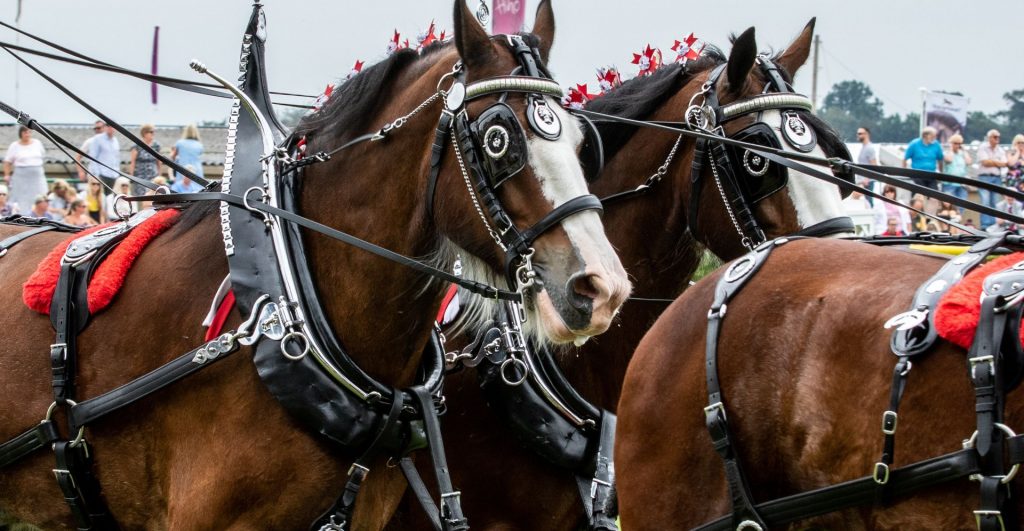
left=843, top=126, right=1024, bottom=235
left=2, top=122, right=206, bottom=226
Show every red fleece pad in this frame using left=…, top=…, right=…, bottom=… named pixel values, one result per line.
left=23, top=209, right=180, bottom=315
left=935, top=253, right=1024, bottom=350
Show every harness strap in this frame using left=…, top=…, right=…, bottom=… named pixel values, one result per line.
left=0, top=224, right=57, bottom=257
left=687, top=137, right=708, bottom=238
left=426, top=110, right=455, bottom=222
left=704, top=239, right=788, bottom=530
left=409, top=386, right=469, bottom=531
left=310, top=395, right=405, bottom=531
left=53, top=440, right=116, bottom=531
left=791, top=217, right=854, bottom=238
left=0, top=420, right=60, bottom=468
left=133, top=190, right=523, bottom=302
left=399, top=457, right=444, bottom=531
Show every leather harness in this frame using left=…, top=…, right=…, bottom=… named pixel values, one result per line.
left=697, top=235, right=1024, bottom=530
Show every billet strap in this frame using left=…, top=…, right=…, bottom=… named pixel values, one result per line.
left=399, top=458, right=444, bottom=531
left=0, top=224, right=56, bottom=257
left=704, top=239, right=792, bottom=530
left=575, top=411, right=619, bottom=531
left=426, top=110, right=455, bottom=222
left=0, top=420, right=59, bottom=468
left=130, top=191, right=523, bottom=302
left=53, top=441, right=117, bottom=531
left=310, top=396, right=405, bottom=531
left=409, top=386, right=468, bottom=531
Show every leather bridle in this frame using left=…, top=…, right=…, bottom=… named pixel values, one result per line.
left=426, top=34, right=604, bottom=289
left=685, top=57, right=854, bottom=250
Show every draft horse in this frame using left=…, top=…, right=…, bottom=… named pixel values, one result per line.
left=391, top=19, right=854, bottom=530
left=0, top=1, right=629, bottom=529
left=617, top=237, right=1024, bottom=529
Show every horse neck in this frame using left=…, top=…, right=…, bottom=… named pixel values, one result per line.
left=300, top=73, right=447, bottom=387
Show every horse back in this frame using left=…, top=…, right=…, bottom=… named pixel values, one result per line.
left=617, top=239, right=1017, bottom=529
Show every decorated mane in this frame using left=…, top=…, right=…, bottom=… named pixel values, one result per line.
left=585, top=48, right=724, bottom=163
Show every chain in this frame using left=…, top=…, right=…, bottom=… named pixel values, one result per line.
left=451, top=131, right=507, bottom=251
left=644, top=134, right=684, bottom=188
left=373, top=92, right=442, bottom=140
left=707, top=149, right=754, bottom=250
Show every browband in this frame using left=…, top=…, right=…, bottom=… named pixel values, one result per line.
left=466, top=76, right=563, bottom=101
left=720, top=93, right=813, bottom=121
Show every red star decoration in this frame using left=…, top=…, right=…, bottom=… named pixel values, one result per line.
left=631, top=44, right=662, bottom=76
left=671, top=32, right=704, bottom=63
left=562, top=83, right=598, bottom=109
left=418, top=20, right=439, bottom=50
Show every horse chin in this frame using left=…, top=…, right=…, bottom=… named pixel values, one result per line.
left=533, top=288, right=607, bottom=345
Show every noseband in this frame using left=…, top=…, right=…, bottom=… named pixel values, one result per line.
left=686, top=57, right=849, bottom=249
left=427, top=35, right=604, bottom=289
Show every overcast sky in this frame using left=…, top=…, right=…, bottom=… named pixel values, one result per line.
left=1, top=0, right=1019, bottom=127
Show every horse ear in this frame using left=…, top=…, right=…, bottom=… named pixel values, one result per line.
left=776, top=18, right=816, bottom=78
left=531, top=0, right=555, bottom=63
left=726, top=27, right=757, bottom=94
left=454, top=0, right=496, bottom=67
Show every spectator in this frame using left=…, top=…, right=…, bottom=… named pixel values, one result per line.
left=0, top=184, right=16, bottom=216
left=989, top=195, right=1023, bottom=234
left=936, top=200, right=962, bottom=233
left=83, top=123, right=121, bottom=183
left=170, top=124, right=204, bottom=185
left=128, top=124, right=162, bottom=196
left=64, top=198, right=97, bottom=228
left=881, top=216, right=906, bottom=236
left=856, top=127, right=879, bottom=165
left=105, top=177, right=133, bottom=220
left=903, top=126, right=944, bottom=189
left=909, top=196, right=936, bottom=232
left=977, top=129, right=1008, bottom=228
left=873, top=184, right=911, bottom=235
left=46, top=178, right=73, bottom=221
left=84, top=177, right=106, bottom=223
left=141, top=176, right=168, bottom=209
left=28, top=195, right=54, bottom=220
left=170, top=165, right=203, bottom=194
left=1007, top=134, right=1024, bottom=191
left=942, top=133, right=972, bottom=205
left=74, top=120, right=105, bottom=175
left=3, top=126, right=47, bottom=216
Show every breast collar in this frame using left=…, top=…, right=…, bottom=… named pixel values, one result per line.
left=427, top=35, right=604, bottom=289
left=686, top=56, right=818, bottom=250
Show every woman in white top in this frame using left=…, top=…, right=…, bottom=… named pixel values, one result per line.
left=3, top=126, right=47, bottom=214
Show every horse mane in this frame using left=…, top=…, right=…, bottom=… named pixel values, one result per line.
left=585, top=47, right=725, bottom=164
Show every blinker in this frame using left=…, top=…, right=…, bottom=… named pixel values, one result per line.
left=726, top=122, right=788, bottom=203
left=469, top=103, right=528, bottom=188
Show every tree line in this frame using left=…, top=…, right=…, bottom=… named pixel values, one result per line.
left=818, top=80, right=1024, bottom=144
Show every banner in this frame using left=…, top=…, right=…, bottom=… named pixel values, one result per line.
left=492, top=0, right=525, bottom=35
left=923, top=90, right=969, bottom=144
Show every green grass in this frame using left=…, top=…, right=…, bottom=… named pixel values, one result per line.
left=691, top=250, right=723, bottom=282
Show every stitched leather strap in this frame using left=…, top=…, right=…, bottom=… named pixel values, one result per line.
left=0, top=420, right=59, bottom=468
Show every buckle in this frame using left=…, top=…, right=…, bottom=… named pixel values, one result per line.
left=347, top=463, right=369, bottom=478
left=52, top=468, right=76, bottom=490
left=873, top=462, right=890, bottom=485
left=707, top=304, right=727, bottom=319
left=974, top=510, right=1005, bottom=531
left=970, top=355, right=995, bottom=380
left=704, top=402, right=727, bottom=423
left=50, top=343, right=68, bottom=361
left=882, top=410, right=898, bottom=435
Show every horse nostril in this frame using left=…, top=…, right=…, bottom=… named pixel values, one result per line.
left=567, top=272, right=602, bottom=311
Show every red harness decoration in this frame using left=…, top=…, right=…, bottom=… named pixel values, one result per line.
left=935, top=252, right=1024, bottom=349
left=23, top=209, right=180, bottom=315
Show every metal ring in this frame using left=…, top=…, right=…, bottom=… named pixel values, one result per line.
left=742, top=150, right=770, bottom=177
left=155, top=185, right=171, bottom=195
left=280, top=331, right=310, bottom=361
left=500, top=357, right=528, bottom=386
left=43, top=400, right=86, bottom=447
left=963, top=423, right=1020, bottom=484
left=112, top=194, right=134, bottom=220
left=737, top=520, right=764, bottom=531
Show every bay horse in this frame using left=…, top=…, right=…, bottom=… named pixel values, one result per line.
left=389, top=20, right=853, bottom=530
left=0, top=1, right=629, bottom=529
left=616, top=237, right=1024, bottom=529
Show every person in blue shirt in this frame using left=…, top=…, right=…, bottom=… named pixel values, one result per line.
left=169, top=165, right=204, bottom=194
left=903, top=126, right=944, bottom=190
left=170, top=123, right=204, bottom=188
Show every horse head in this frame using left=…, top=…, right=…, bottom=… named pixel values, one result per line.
left=589, top=19, right=851, bottom=262
left=298, top=0, right=629, bottom=358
